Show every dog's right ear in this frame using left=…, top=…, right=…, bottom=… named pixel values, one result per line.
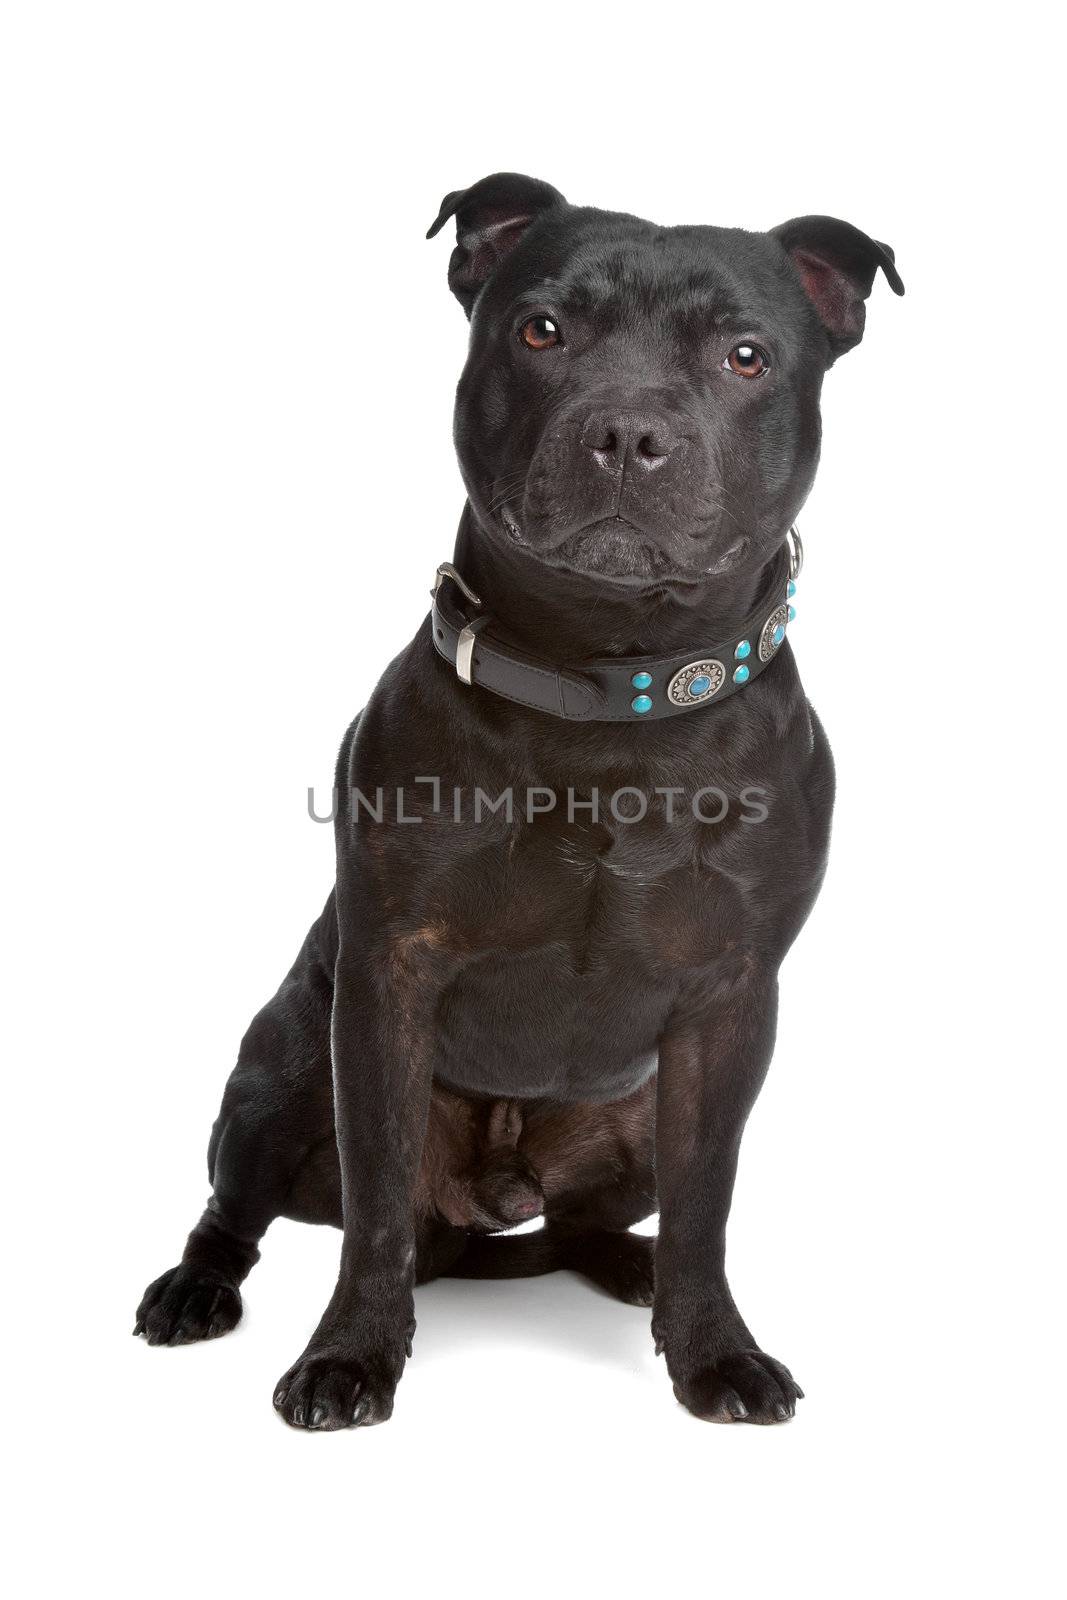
left=427, top=173, right=566, bottom=316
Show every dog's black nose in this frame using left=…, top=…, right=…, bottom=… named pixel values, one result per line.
left=580, top=411, right=678, bottom=473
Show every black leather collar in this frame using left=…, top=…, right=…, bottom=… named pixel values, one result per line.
left=429, top=532, right=801, bottom=723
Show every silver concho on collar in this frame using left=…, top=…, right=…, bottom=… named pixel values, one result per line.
left=667, top=658, right=726, bottom=707
left=758, top=603, right=789, bottom=663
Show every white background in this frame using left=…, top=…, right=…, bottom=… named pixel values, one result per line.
left=2, top=4, right=1062, bottom=1596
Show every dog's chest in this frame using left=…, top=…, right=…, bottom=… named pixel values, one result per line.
left=446, top=804, right=734, bottom=963
left=407, top=805, right=754, bottom=1098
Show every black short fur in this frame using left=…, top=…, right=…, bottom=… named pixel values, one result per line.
left=135, top=174, right=902, bottom=1429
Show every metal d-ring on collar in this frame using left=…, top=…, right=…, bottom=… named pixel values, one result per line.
left=787, top=524, right=803, bottom=581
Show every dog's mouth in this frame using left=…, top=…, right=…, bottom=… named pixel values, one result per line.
left=498, top=505, right=748, bottom=588
left=703, top=534, right=749, bottom=575
left=501, top=506, right=527, bottom=544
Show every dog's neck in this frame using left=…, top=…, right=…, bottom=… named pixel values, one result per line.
left=453, top=505, right=789, bottom=661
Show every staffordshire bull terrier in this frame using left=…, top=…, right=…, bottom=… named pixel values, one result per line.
left=135, top=173, right=902, bottom=1428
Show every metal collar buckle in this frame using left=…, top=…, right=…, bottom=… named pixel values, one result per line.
left=432, top=563, right=488, bottom=686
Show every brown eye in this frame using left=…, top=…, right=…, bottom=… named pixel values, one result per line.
left=520, top=315, right=561, bottom=350
left=725, top=343, right=770, bottom=378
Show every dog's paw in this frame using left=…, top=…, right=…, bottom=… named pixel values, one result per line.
left=604, top=1252, right=655, bottom=1307
left=134, top=1265, right=242, bottom=1346
left=272, top=1353, right=399, bottom=1432
left=673, top=1349, right=803, bottom=1425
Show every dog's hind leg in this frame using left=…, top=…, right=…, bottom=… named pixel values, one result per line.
left=135, top=897, right=338, bottom=1346
left=441, top=1080, right=659, bottom=1306
left=441, top=1225, right=656, bottom=1306
left=551, top=1225, right=657, bottom=1306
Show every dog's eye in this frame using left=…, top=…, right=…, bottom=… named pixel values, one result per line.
left=725, top=343, right=770, bottom=379
left=520, top=316, right=562, bottom=351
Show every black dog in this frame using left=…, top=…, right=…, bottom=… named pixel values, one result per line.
left=135, top=174, right=902, bottom=1428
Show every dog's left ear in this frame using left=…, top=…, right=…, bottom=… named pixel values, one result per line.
left=427, top=172, right=567, bottom=316
left=771, top=216, right=904, bottom=360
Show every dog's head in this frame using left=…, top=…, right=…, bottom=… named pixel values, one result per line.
left=429, top=174, right=902, bottom=591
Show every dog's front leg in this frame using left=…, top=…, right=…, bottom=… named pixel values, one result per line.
left=272, top=929, right=441, bottom=1431
left=652, top=962, right=803, bottom=1424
